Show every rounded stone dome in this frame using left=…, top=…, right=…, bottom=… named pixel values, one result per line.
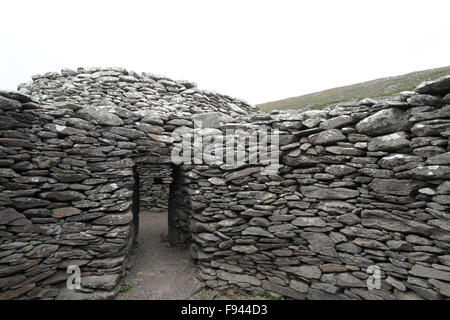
left=18, top=67, right=261, bottom=119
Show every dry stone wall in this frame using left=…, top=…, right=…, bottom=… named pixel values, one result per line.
left=0, top=68, right=258, bottom=300
left=0, top=68, right=449, bottom=300
left=136, top=164, right=172, bottom=212
left=16, top=67, right=258, bottom=217
left=188, top=81, right=450, bottom=300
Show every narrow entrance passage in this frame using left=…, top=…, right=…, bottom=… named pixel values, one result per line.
left=117, top=165, right=203, bottom=300
left=117, top=211, right=203, bottom=300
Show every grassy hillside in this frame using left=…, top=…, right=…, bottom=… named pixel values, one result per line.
left=258, top=66, right=450, bottom=113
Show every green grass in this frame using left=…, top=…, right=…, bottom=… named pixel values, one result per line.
left=120, top=284, right=132, bottom=293
left=197, top=289, right=208, bottom=297
left=261, top=291, right=285, bottom=300
left=258, top=66, right=450, bottom=113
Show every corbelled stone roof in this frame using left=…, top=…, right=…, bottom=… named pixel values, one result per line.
left=18, top=67, right=261, bottom=120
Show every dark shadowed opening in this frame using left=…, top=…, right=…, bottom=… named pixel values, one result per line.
left=131, top=163, right=190, bottom=247
left=118, top=164, right=201, bottom=300
left=132, top=166, right=140, bottom=243
left=168, top=164, right=190, bottom=246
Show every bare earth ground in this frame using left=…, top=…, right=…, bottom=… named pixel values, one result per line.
left=116, top=211, right=273, bottom=300
left=117, top=211, right=204, bottom=300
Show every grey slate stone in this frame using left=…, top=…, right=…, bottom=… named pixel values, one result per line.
left=415, top=75, right=450, bottom=95
left=409, top=264, right=450, bottom=282
left=367, top=132, right=410, bottom=152
left=309, top=129, right=347, bottom=146
left=356, top=108, right=410, bottom=136
left=300, top=186, right=359, bottom=200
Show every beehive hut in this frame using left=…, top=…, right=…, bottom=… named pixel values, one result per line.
left=0, top=68, right=449, bottom=300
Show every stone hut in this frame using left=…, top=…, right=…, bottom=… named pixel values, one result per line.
left=0, top=68, right=449, bottom=300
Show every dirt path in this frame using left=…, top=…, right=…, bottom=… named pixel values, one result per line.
left=116, top=211, right=204, bottom=300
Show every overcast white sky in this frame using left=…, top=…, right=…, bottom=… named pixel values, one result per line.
left=1, top=0, right=449, bottom=104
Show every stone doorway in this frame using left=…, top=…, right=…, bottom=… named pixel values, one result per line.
left=117, top=164, right=202, bottom=299
left=132, top=163, right=191, bottom=245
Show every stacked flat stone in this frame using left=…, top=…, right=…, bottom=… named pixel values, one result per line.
left=18, top=67, right=258, bottom=118
left=136, top=164, right=172, bottom=212
left=16, top=67, right=260, bottom=216
left=189, top=76, right=450, bottom=300
left=0, top=68, right=260, bottom=300
left=0, top=69, right=449, bottom=300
